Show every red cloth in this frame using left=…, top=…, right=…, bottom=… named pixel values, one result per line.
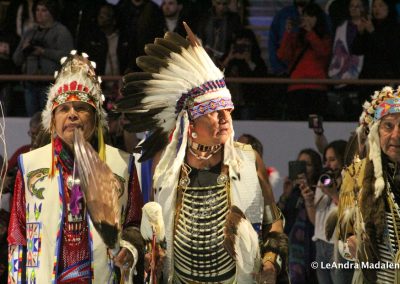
left=277, top=30, right=332, bottom=92
left=7, top=171, right=26, bottom=246
left=7, top=144, right=31, bottom=170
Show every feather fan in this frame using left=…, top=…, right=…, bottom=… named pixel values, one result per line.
left=141, top=202, right=165, bottom=284
left=223, top=205, right=261, bottom=283
left=73, top=128, right=120, bottom=249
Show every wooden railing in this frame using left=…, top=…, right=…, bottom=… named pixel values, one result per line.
left=1, top=75, right=400, bottom=86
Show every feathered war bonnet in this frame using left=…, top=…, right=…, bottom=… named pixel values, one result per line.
left=42, top=50, right=107, bottom=176
left=356, top=86, right=400, bottom=198
left=116, top=22, right=238, bottom=192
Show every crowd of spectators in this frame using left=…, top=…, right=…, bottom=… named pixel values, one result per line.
left=0, top=0, right=399, bottom=120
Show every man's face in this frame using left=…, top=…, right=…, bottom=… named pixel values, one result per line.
left=213, top=0, right=229, bottom=16
left=53, top=101, right=96, bottom=147
left=379, top=113, right=400, bottom=163
left=97, top=6, right=115, bottom=29
left=162, top=0, right=181, bottom=18
left=35, top=4, right=53, bottom=25
left=190, top=109, right=233, bottom=146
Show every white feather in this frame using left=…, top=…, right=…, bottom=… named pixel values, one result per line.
left=140, top=202, right=165, bottom=241
left=235, top=217, right=261, bottom=283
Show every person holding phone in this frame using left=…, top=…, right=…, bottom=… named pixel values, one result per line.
left=222, top=28, right=268, bottom=119
left=278, top=149, right=322, bottom=284
left=301, top=140, right=354, bottom=284
left=277, top=2, right=332, bottom=120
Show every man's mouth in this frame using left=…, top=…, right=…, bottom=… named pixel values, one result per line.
left=64, top=124, right=81, bottom=131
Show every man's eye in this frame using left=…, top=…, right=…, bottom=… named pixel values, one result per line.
left=384, top=123, right=394, bottom=129
left=57, top=106, right=69, bottom=112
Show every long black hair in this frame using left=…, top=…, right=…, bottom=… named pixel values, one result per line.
left=298, top=148, right=323, bottom=185
left=323, top=140, right=347, bottom=168
left=302, top=2, right=330, bottom=38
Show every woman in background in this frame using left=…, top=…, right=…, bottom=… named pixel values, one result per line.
left=278, top=148, right=322, bottom=284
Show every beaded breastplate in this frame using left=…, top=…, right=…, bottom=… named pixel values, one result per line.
left=173, top=163, right=235, bottom=283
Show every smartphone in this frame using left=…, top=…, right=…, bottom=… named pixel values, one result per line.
left=308, top=114, right=323, bottom=129
left=288, top=160, right=307, bottom=180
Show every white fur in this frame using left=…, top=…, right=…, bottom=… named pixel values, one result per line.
left=140, top=202, right=165, bottom=241
left=368, top=122, right=385, bottom=198
left=235, top=216, right=261, bottom=283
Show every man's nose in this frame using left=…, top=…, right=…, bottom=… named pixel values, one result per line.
left=218, top=111, right=228, bottom=122
left=392, top=125, right=400, bottom=139
left=67, top=107, right=78, bottom=119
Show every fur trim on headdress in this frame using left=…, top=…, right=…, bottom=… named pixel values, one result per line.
left=42, top=50, right=107, bottom=133
left=368, top=122, right=385, bottom=197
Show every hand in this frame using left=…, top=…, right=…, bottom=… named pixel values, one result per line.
left=318, top=179, right=339, bottom=204
left=253, top=260, right=277, bottom=284
left=347, top=235, right=357, bottom=258
left=298, top=176, right=314, bottom=206
left=285, top=18, right=294, bottom=32
left=110, top=247, right=134, bottom=270
left=22, top=39, right=31, bottom=49
left=357, top=16, right=374, bottom=33
left=144, top=246, right=166, bottom=279
left=32, top=46, right=44, bottom=56
left=363, top=15, right=374, bottom=33
left=300, top=18, right=313, bottom=32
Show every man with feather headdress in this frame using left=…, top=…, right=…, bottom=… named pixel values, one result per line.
left=7, top=51, right=144, bottom=283
left=335, top=86, right=400, bottom=283
left=116, top=23, right=288, bottom=283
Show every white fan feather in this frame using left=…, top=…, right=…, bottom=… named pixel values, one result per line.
left=140, top=202, right=165, bottom=241
left=234, top=217, right=261, bottom=283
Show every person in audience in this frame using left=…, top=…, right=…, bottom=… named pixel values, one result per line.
left=268, top=0, right=313, bottom=75
left=0, top=30, right=18, bottom=116
left=278, top=148, right=321, bottom=284
left=115, top=0, right=164, bottom=72
left=325, top=0, right=349, bottom=30
left=328, top=0, right=369, bottom=121
left=238, top=133, right=280, bottom=190
left=161, top=0, right=186, bottom=36
left=60, top=0, right=104, bottom=50
left=80, top=3, right=126, bottom=107
left=3, top=0, right=35, bottom=38
left=301, top=140, right=354, bottom=283
left=12, top=0, right=73, bottom=116
left=277, top=2, right=332, bottom=120
left=196, top=0, right=242, bottom=67
left=222, top=28, right=268, bottom=119
left=7, top=111, right=41, bottom=172
left=351, top=0, right=400, bottom=104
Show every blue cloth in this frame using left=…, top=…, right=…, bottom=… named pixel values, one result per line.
left=141, top=158, right=153, bottom=203
left=315, top=240, right=353, bottom=284
left=268, top=5, right=300, bottom=75
left=24, top=82, right=48, bottom=116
